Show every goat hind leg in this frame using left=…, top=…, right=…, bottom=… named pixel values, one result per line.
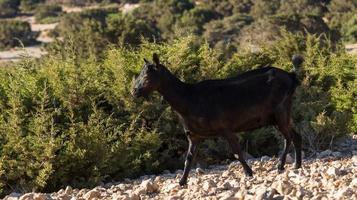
left=277, top=134, right=292, bottom=171
left=291, top=128, right=302, bottom=169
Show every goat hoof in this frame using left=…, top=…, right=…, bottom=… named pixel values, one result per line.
left=294, top=163, right=302, bottom=169
left=278, top=163, right=285, bottom=171
left=244, top=170, right=253, bottom=177
left=277, top=166, right=285, bottom=173
left=179, top=179, right=187, bottom=186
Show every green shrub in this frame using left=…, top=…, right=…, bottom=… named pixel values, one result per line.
left=0, top=33, right=356, bottom=198
left=19, top=0, right=44, bottom=12
left=0, top=20, right=38, bottom=50
left=0, top=0, right=20, bottom=17
left=34, top=4, right=63, bottom=24
left=341, top=13, right=357, bottom=43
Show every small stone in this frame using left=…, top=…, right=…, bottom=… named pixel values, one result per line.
left=271, top=180, right=293, bottom=195
left=196, top=167, right=204, bottom=175
left=228, top=161, right=240, bottom=170
left=165, top=195, right=182, bottom=200
left=254, top=186, right=270, bottom=200
left=202, top=180, right=215, bottom=191
left=326, top=166, right=341, bottom=176
left=83, top=189, right=101, bottom=200
left=261, top=156, right=270, bottom=162
left=352, top=155, right=357, bottom=164
left=77, top=189, right=88, bottom=197
left=162, top=183, right=180, bottom=193
left=57, top=194, right=71, bottom=200
left=318, top=150, right=332, bottom=158
left=113, top=194, right=130, bottom=200
left=4, top=192, right=22, bottom=200
left=140, top=179, right=159, bottom=193
left=129, top=193, right=140, bottom=200
left=220, top=181, right=232, bottom=190
left=104, top=182, right=113, bottom=189
left=229, top=179, right=240, bottom=188
left=286, top=154, right=294, bottom=164
left=352, top=150, right=357, bottom=156
left=19, top=193, right=34, bottom=200
left=33, top=194, right=46, bottom=200
left=65, top=186, right=73, bottom=195
left=222, top=170, right=232, bottom=178
left=218, top=191, right=235, bottom=200
left=335, top=187, right=354, bottom=199
left=332, top=151, right=343, bottom=158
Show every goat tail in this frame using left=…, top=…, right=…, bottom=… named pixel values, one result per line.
left=288, top=55, right=303, bottom=95
left=291, top=54, right=304, bottom=73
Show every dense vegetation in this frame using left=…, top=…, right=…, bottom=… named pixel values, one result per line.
left=0, top=0, right=356, bottom=197
left=34, top=4, right=63, bottom=24
left=0, top=20, right=38, bottom=50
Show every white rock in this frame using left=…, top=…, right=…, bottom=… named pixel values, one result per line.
left=83, top=189, right=101, bottom=200
left=4, top=192, right=22, bottom=200
left=129, top=193, right=140, bottom=200
left=196, top=167, right=205, bottom=175
left=140, top=179, right=159, bottom=193
left=271, top=180, right=293, bottom=195
left=229, top=179, right=240, bottom=188
left=335, top=187, right=354, bottom=199
left=19, top=193, right=34, bottom=200
left=162, top=183, right=180, bottom=193
left=261, top=156, right=271, bottom=162
left=218, top=191, right=235, bottom=200
left=352, top=155, right=357, bottom=164
left=228, top=161, right=240, bottom=170
left=326, top=166, right=341, bottom=176
left=222, top=170, right=232, bottom=178
left=154, top=176, right=162, bottom=184
left=33, top=194, right=46, bottom=200
left=113, top=194, right=130, bottom=200
left=202, top=180, right=215, bottom=191
left=57, top=194, right=71, bottom=200
left=65, top=186, right=73, bottom=195
left=254, top=186, right=270, bottom=200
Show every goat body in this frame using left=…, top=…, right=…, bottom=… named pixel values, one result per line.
left=175, top=67, right=297, bottom=136
left=132, top=54, right=303, bottom=186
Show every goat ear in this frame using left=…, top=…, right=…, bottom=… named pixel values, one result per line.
left=152, top=53, right=160, bottom=65
left=143, top=58, right=149, bottom=64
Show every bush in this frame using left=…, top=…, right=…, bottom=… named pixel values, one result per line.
left=341, top=13, right=357, bottom=43
left=0, top=0, right=20, bottom=17
left=106, top=13, right=159, bottom=47
left=19, top=0, right=44, bottom=12
left=34, top=4, right=63, bottom=24
left=0, top=20, right=38, bottom=50
left=0, top=33, right=356, bottom=197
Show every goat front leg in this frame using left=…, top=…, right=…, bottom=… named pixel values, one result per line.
left=225, top=133, right=253, bottom=177
left=179, top=135, right=200, bottom=186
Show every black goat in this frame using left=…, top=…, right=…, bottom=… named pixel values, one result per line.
left=131, top=53, right=303, bottom=186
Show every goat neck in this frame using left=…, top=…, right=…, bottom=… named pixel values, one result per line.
left=157, top=67, right=190, bottom=115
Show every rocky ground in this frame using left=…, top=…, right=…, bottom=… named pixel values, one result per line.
left=4, top=135, right=357, bottom=200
